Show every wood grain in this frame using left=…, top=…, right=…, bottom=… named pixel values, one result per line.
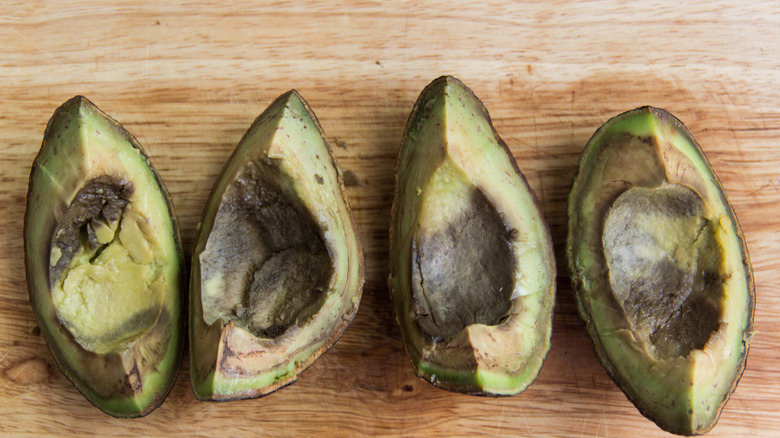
left=1, top=1, right=779, bottom=436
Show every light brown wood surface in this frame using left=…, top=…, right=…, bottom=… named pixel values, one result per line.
left=1, top=1, right=779, bottom=437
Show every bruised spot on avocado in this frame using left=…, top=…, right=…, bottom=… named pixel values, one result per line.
left=127, top=362, right=143, bottom=393
left=603, top=184, right=724, bottom=358
left=413, top=188, right=513, bottom=339
left=218, top=339, right=249, bottom=377
left=200, top=160, right=332, bottom=339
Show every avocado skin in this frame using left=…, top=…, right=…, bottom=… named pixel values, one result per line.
left=566, top=106, right=754, bottom=435
left=25, top=96, right=185, bottom=417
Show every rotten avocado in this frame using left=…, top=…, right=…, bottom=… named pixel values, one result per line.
left=566, top=107, right=754, bottom=435
left=189, top=90, right=364, bottom=401
left=389, top=76, right=555, bottom=395
left=25, top=96, right=184, bottom=417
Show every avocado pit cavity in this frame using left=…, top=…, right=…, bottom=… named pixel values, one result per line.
left=603, top=184, right=724, bottom=358
left=412, top=161, right=514, bottom=339
left=49, top=176, right=164, bottom=354
left=50, top=176, right=132, bottom=283
left=199, top=160, right=332, bottom=339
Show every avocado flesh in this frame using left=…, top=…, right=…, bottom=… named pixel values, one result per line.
left=25, top=96, right=184, bottom=417
left=389, top=76, right=555, bottom=395
left=566, top=107, right=754, bottom=435
left=190, top=90, right=363, bottom=401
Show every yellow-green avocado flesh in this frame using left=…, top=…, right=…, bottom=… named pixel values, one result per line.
left=389, top=76, right=555, bottom=395
left=25, top=96, right=184, bottom=417
left=566, top=107, right=754, bottom=435
left=189, top=90, right=364, bottom=401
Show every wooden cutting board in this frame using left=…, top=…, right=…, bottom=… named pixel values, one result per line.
left=1, top=1, right=778, bottom=436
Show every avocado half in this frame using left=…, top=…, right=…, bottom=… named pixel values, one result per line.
left=566, top=107, right=754, bottom=435
left=389, top=76, right=555, bottom=395
left=189, top=90, right=364, bottom=401
left=24, top=96, right=184, bottom=417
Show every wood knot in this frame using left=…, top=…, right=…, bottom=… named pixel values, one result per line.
left=3, top=357, right=51, bottom=386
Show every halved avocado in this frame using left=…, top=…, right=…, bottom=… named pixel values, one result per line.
left=388, top=76, right=555, bottom=395
left=189, top=90, right=364, bottom=400
left=24, top=96, right=184, bottom=417
left=566, top=107, right=754, bottom=435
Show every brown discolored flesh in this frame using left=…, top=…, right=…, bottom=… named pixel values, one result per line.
left=412, top=188, right=513, bottom=339
left=602, top=184, right=723, bottom=358
left=200, top=160, right=332, bottom=339
left=50, top=176, right=133, bottom=285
